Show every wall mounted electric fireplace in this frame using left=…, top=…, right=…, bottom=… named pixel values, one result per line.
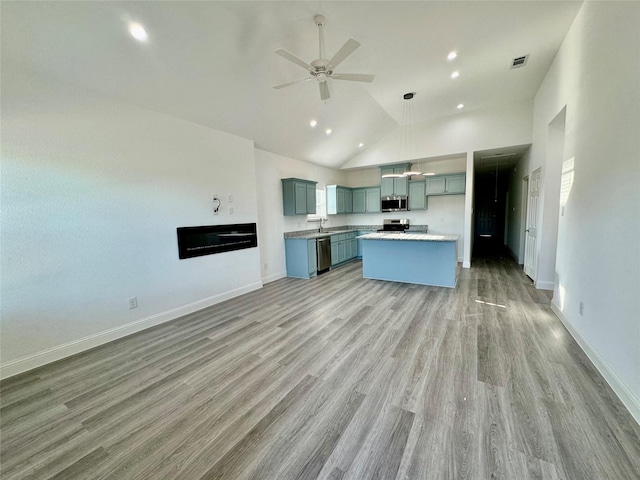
left=177, top=223, right=257, bottom=259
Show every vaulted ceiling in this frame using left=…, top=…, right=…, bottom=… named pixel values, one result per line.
left=2, top=1, right=582, bottom=168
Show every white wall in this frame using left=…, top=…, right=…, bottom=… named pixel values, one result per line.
left=530, top=2, right=640, bottom=420
left=341, top=101, right=533, bottom=170
left=254, top=149, right=348, bottom=283
left=1, top=69, right=262, bottom=376
left=506, top=147, right=532, bottom=263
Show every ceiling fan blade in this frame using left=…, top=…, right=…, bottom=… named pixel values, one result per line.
left=274, top=49, right=314, bottom=72
left=319, top=81, right=330, bottom=101
left=327, top=38, right=360, bottom=70
left=331, top=73, right=375, bottom=83
left=272, top=77, right=312, bottom=89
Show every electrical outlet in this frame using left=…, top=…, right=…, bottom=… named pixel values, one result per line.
left=128, top=297, right=138, bottom=309
left=579, top=301, right=584, bottom=316
left=228, top=207, right=233, bottom=214
left=228, top=194, right=233, bottom=203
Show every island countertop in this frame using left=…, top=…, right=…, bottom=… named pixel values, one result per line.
left=358, top=232, right=459, bottom=242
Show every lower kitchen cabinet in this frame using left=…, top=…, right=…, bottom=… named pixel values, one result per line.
left=330, top=232, right=358, bottom=266
left=285, top=238, right=317, bottom=278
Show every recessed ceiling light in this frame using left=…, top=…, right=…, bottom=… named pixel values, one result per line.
left=457, top=103, right=464, bottom=109
left=358, top=142, right=364, bottom=148
left=129, top=23, right=148, bottom=42
left=309, top=120, right=317, bottom=127
left=325, top=128, right=332, bottom=135
left=447, top=51, right=457, bottom=61
left=450, top=71, right=460, bottom=79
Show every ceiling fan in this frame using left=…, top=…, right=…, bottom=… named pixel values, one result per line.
left=273, top=15, right=375, bottom=101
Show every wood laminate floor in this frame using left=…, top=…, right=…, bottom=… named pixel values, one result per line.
left=2, top=257, right=639, bottom=480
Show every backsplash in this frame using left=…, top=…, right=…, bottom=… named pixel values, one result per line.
left=284, top=224, right=428, bottom=238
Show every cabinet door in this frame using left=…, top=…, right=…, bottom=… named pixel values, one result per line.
left=426, top=177, right=446, bottom=195
left=409, top=182, right=427, bottom=210
left=365, top=188, right=381, bottom=213
left=352, top=189, right=366, bottom=213
left=344, top=189, right=353, bottom=213
left=331, top=242, right=339, bottom=266
left=306, top=184, right=316, bottom=214
left=446, top=175, right=466, bottom=194
left=337, top=242, right=346, bottom=264
left=307, top=240, right=317, bottom=276
left=393, top=167, right=408, bottom=196
left=350, top=238, right=357, bottom=259
left=336, top=188, right=345, bottom=213
left=380, top=167, right=395, bottom=196
left=295, top=183, right=308, bottom=214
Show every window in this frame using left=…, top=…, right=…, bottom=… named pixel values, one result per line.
left=308, top=188, right=326, bottom=221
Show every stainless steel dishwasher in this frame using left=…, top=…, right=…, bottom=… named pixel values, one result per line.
left=316, top=237, right=331, bottom=274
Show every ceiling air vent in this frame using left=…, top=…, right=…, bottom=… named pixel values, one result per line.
left=510, top=54, right=529, bottom=69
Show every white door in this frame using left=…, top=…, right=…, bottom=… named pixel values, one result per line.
left=524, top=168, right=541, bottom=280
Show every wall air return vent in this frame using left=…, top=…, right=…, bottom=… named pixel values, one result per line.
left=510, top=54, right=529, bottom=69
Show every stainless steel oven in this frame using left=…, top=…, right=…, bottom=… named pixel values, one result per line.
left=381, top=196, right=408, bottom=212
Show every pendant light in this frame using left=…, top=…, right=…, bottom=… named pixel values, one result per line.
left=494, top=162, right=499, bottom=203
left=381, top=92, right=435, bottom=178
left=382, top=92, right=419, bottom=178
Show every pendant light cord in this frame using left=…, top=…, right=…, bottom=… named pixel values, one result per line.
left=494, top=162, right=499, bottom=203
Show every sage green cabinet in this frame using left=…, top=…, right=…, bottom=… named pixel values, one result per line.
left=425, top=173, right=466, bottom=196
left=380, top=163, right=410, bottom=197
left=285, top=238, right=317, bottom=278
left=408, top=181, right=428, bottom=210
left=352, top=187, right=382, bottom=213
left=282, top=178, right=317, bottom=215
left=327, top=185, right=353, bottom=215
left=330, top=232, right=358, bottom=266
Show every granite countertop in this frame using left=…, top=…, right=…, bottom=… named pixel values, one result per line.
left=284, top=229, right=360, bottom=240
left=357, top=232, right=459, bottom=242
left=284, top=225, right=428, bottom=239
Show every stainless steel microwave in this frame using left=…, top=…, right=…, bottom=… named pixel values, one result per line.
left=381, top=196, right=408, bottom=212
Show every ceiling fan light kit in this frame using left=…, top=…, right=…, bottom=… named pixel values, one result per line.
left=273, top=15, right=375, bottom=101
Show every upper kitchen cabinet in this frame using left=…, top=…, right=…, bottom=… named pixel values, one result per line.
left=380, top=163, right=411, bottom=197
left=425, top=173, right=466, bottom=196
left=326, top=185, right=353, bottom=215
left=281, top=178, right=317, bottom=215
left=352, top=187, right=381, bottom=214
left=408, top=180, right=428, bottom=210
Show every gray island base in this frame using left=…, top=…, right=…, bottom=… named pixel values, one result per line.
left=358, top=233, right=459, bottom=288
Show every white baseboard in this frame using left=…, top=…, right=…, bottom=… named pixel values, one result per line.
left=535, top=280, right=554, bottom=290
left=550, top=300, right=640, bottom=425
left=262, top=272, right=286, bottom=284
left=0, top=282, right=263, bottom=380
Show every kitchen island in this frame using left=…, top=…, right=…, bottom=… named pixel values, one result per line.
left=358, top=232, right=459, bottom=287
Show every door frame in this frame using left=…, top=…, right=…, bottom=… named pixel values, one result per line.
left=519, top=176, right=529, bottom=263
left=524, top=167, right=541, bottom=281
